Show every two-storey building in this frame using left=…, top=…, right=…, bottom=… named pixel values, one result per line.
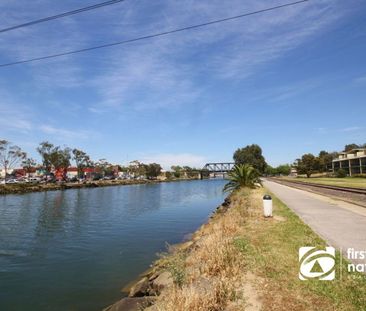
left=332, top=148, right=366, bottom=176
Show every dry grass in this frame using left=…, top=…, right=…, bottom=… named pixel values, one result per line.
left=150, top=188, right=256, bottom=311
left=148, top=187, right=366, bottom=311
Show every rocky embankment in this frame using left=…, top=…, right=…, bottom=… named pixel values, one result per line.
left=0, top=177, right=199, bottom=195
left=103, top=197, right=232, bottom=311
left=0, top=179, right=152, bottom=195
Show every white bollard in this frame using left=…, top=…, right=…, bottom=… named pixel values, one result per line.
left=263, top=194, right=272, bottom=217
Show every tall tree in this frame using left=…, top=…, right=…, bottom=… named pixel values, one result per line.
left=276, top=164, right=291, bottom=175
left=318, top=151, right=336, bottom=172
left=37, top=141, right=54, bottom=174
left=22, top=158, right=37, bottom=177
left=183, top=166, right=198, bottom=178
left=128, top=160, right=146, bottom=178
left=233, top=144, right=267, bottom=173
left=265, top=165, right=276, bottom=176
left=344, top=144, right=359, bottom=152
left=295, top=153, right=319, bottom=178
left=47, top=147, right=71, bottom=180
left=37, top=142, right=71, bottom=180
left=0, top=140, right=26, bottom=182
left=96, top=159, right=112, bottom=177
left=171, top=165, right=182, bottom=178
left=145, top=163, right=162, bottom=179
left=72, top=149, right=90, bottom=178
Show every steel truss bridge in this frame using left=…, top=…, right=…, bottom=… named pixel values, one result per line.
left=202, top=162, right=235, bottom=173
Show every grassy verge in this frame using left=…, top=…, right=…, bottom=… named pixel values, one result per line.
left=281, top=176, right=366, bottom=189
left=239, top=189, right=366, bottom=310
left=149, top=188, right=366, bottom=310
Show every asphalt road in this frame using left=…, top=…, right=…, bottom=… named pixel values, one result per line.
left=263, top=179, right=366, bottom=265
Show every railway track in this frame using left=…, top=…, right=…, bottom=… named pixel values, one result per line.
left=267, top=178, right=366, bottom=196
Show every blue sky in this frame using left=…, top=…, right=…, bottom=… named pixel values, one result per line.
left=0, top=0, right=365, bottom=169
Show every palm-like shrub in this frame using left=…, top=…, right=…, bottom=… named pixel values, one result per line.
left=223, top=164, right=261, bottom=193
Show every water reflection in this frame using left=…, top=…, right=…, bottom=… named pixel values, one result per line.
left=0, top=179, right=226, bottom=311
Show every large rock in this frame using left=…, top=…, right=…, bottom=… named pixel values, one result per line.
left=128, top=277, right=150, bottom=297
left=103, top=297, right=155, bottom=311
left=152, top=271, right=173, bottom=293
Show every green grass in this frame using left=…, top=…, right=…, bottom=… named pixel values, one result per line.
left=281, top=176, right=366, bottom=189
left=234, top=189, right=366, bottom=310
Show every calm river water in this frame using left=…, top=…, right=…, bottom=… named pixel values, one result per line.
left=0, top=179, right=226, bottom=311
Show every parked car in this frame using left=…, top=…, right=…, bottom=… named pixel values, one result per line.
left=6, top=179, right=18, bottom=184
left=44, top=175, right=56, bottom=183
left=102, top=176, right=115, bottom=180
left=28, top=177, right=41, bottom=183
left=16, top=177, right=28, bottom=183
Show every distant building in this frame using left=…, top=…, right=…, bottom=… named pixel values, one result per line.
left=66, top=167, right=79, bottom=179
left=289, top=167, right=298, bottom=177
left=332, top=148, right=366, bottom=176
left=0, top=168, right=11, bottom=178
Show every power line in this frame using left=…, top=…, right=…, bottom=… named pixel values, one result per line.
left=0, top=0, right=127, bottom=34
left=0, top=0, right=309, bottom=68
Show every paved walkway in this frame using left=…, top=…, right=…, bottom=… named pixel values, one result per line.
left=263, top=179, right=366, bottom=263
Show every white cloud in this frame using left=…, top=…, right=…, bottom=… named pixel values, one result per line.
left=0, top=0, right=360, bottom=145
left=0, top=90, right=33, bottom=133
left=139, top=153, right=207, bottom=170
left=338, top=126, right=363, bottom=133
left=86, top=0, right=350, bottom=112
left=0, top=114, right=32, bottom=132
left=316, top=126, right=364, bottom=134
left=39, top=125, right=96, bottom=141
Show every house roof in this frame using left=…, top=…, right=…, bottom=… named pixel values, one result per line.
left=347, top=148, right=366, bottom=153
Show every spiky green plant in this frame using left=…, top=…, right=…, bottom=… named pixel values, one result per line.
left=223, top=164, right=262, bottom=193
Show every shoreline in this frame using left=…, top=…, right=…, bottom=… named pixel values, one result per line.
left=0, top=177, right=201, bottom=196
left=102, top=195, right=232, bottom=311
left=103, top=186, right=366, bottom=311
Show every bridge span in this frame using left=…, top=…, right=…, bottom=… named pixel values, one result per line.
left=199, top=162, right=235, bottom=179
left=202, top=162, right=235, bottom=173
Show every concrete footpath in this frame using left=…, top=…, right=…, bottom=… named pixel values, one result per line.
left=263, top=179, right=366, bottom=263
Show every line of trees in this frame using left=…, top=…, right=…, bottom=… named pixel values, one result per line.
left=170, top=165, right=201, bottom=178
left=0, top=139, right=203, bottom=183
left=0, top=140, right=165, bottom=182
left=232, top=142, right=366, bottom=179
left=265, top=164, right=291, bottom=176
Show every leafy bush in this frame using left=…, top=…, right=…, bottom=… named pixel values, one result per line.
left=223, top=164, right=261, bottom=192
left=336, top=169, right=347, bottom=178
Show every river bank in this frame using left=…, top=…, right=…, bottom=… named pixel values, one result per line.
left=104, top=187, right=366, bottom=311
left=0, top=177, right=200, bottom=196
